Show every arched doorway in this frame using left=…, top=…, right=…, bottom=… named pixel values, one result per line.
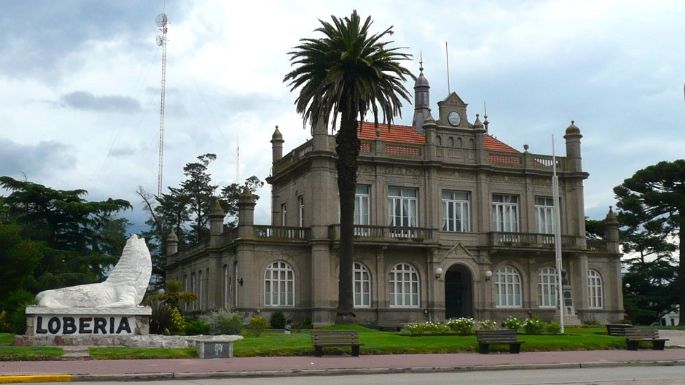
left=445, top=264, right=473, bottom=319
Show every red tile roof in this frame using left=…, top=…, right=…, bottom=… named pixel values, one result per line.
left=357, top=122, right=518, bottom=153
left=358, top=122, right=425, bottom=144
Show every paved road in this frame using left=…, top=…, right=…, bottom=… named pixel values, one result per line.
left=43, top=366, right=685, bottom=385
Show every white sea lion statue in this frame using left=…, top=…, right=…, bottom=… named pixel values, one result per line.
left=36, top=235, right=152, bottom=308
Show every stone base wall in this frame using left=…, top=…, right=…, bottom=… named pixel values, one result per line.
left=24, top=306, right=151, bottom=343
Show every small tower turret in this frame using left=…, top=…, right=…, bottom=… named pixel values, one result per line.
left=271, top=126, right=284, bottom=162
left=412, top=57, right=430, bottom=131
left=564, top=120, right=583, bottom=172
left=605, top=206, right=620, bottom=254
left=209, top=198, right=225, bottom=237
left=166, top=229, right=178, bottom=256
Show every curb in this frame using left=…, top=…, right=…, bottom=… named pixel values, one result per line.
left=0, top=375, right=72, bottom=384
left=38, top=360, right=684, bottom=382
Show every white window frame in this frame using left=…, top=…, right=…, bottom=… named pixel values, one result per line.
left=587, top=269, right=604, bottom=309
left=492, top=194, right=519, bottom=232
left=388, top=187, right=418, bottom=237
left=198, top=270, right=203, bottom=310
left=297, top=195, right=304, bottom=227
left=495, top=265, right=522, bottom=308
left=281, top=203, right=287, bottom=226
left=389, top=263, right=420, bottom=308
left=264, top=260, right=295, bottom=307
left=535, top=196, right=555, bottom=234
left=223, top=264, right=229, bottom=309
left=442, top=190, right=470, bottom=232
left=190, top=272, right=196, bottom=311
left=538, top=267, right=557, bottom=308
left=354, top=185, right=370, bottom=226
left=353, top=262, right=371, bottom=308
left=183, top=273, right=188, bottom=311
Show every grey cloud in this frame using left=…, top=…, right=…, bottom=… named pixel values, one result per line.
left=60, top=91, right=141, bottom=113
left=0, top=139, right=76, bottom=178
left=109, top=146, right=137, bottom=157
left=0, top=1, right=186, bottom=81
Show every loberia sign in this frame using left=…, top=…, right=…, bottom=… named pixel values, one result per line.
left=24, top=306, right=151, bottom=339
left=34, top=316, right=133, bottom=336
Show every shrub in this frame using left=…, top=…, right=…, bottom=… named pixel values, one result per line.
left=200, top=309, right=242, bottom=335
left=546, top=321, right=561, bottom=335
left=0, top=311, right=9, bottom=333
left=403, top=321, right=450, bottom=335
left=184, top=319, right=210, bottom=335
left=584, top=318, right=599, bottom=326
left=294, top=318, right=313, bottom=330
left=522, top=318, right=545, bottom=335
left=270, top=311, right=286, bottom=329
left=502, top=316, right=521, bottom=330
left=168, top=306, right=186, bottom=334
left=446, top=317, right=475, bottom=335
left=478, top=319, right=497, bottom=330
left=249, top=315, right=269, bottom=336
left=218, top=315, right=242, bottom=335
left=1, top=289, right=35, bottom=334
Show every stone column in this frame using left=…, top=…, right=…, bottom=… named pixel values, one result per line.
left=166, top=230, right=178, bottom=256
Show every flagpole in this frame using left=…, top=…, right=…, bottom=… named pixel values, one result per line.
left=552, top=135, right=565, bottom=334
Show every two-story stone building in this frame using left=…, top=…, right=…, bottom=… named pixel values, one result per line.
left=165, top=68, right=623, bottom=327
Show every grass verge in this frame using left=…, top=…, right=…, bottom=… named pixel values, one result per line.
left=0, top=333, right=63, bottom=361
left=0, top=326, right=630, bottom=360
left=89, top=347, right=196, bottom=360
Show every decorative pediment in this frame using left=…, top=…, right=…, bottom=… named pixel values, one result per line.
left=443, top=242, right=477, bottom=262
left=442, top=92, right=467, bottom=107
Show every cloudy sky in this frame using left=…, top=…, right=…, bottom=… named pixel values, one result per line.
left=1, top=0, right=683, bottom=231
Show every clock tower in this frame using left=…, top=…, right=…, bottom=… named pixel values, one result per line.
left=438, top=92, right=469, bottom=128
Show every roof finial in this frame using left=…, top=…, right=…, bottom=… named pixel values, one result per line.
left=483, top=101, right=489, bottom=131
left=419, top=51, right=424, bottom=72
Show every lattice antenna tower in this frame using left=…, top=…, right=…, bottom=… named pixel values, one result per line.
left=155, top=12, right=168, bottom=197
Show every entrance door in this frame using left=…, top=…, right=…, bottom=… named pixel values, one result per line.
left=445, top=264, right=473, bottom=319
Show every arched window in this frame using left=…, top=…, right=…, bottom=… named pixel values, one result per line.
left=538, top=267, right=557, bottom=308
left=353, top=262, right=371, bottom=308
left=495, top=265, right=522, bottom=308
left=587, top=269, right=603, bottom=309
left=389, top=263, right=420, bottom=307
left=264, top=261, right=294, bottom=307
left=436, top=135, right=442, bottom=146
left=448, top=137, right=455, bottom=147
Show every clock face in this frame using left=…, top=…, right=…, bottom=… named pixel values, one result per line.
left=448, top=111, right=461, bottom=126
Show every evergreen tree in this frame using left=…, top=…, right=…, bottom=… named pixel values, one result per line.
left=614, top=159, right=684, bottom=324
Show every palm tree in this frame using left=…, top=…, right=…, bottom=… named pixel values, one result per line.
left=284, top=10, right=413, bottom=322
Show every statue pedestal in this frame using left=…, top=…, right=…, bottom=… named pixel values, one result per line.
left=20, top=306, right=151, bottom=346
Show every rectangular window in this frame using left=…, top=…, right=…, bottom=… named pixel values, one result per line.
left=388, top=187, right=418, bottom=237
left=442, top=190, right=470, bottom=232
left=297, top=196, right=304, bottom=227
left=198, top=270, right=203, bottom=310
left=190, top=273, right=196, bottom=311
left=535, top=196, right=555, bottom=234
left=223, top=265, right=229, bottom=309
left=354, top=185, right=370, bottom=225
left=355, top=185, right=370, bottom=236
left=281, top=203, right=287, bottom=226
left=491, top=194, right=519, bottom=232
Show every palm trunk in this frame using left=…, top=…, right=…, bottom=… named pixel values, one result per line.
left=335, top=112, right=360, bottom=323
left=679, top=222, right=684, bottom=325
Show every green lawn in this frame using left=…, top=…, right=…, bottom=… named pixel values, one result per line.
left=0, top=326, right=628, bottom=360
left=89, top=347, right=196, bottom=359
left=0, top=333, right=62, bottom=361
left=232, top=325, right=625, bottom=356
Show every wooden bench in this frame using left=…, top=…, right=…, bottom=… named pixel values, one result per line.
left=476, top=329, right=524, bottom=354
left=624, top=328, right=668, bottom=350
left=606, top=323, right=633, bottom=336
left=311, top=330, right=360, bottom=357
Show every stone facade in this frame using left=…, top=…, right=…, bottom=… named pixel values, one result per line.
left=166, top=70, right=623, bottom=328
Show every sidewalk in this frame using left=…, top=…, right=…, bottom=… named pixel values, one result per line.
left=1, top=349, right=685, bottom=382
